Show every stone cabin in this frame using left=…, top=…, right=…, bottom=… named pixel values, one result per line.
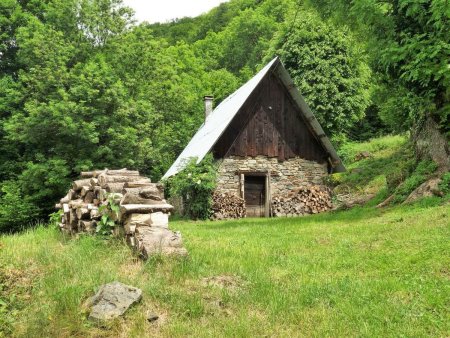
left=163, top=57, right=345, bottom=218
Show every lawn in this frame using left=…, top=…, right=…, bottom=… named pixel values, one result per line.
left=1, top=199, right=449, bottom=337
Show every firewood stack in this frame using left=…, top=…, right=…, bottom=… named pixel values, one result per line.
left=55, top=168, right=187, bottom=258
left=211, top=192, right=246, bottom=220
left=271, top=185, right=332, bottom=217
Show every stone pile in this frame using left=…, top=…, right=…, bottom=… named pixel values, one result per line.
left=56, top=168, right=187, bottom=258
left=211, top=192, right=246, bottom=220
left=271, top=185, right=332, bottom=217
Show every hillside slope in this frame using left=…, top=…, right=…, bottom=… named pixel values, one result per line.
left=1, top=200, right=448, bottom=337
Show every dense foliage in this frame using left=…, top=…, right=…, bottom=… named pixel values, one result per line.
left=0, top=0, right=447, bottom=230
left=166, top=155, right=217, bottom=220
left=309, top=0, right=450, bottom=136
left=271, top=11, right=371, bottom=137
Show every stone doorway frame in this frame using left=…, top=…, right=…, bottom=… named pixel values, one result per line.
left=238, top=171, right=271, bottom=217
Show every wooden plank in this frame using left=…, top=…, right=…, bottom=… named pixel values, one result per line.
left=213, top=71, right=329, bottom=164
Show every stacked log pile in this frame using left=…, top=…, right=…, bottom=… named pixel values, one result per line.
left=211, top=192, right=246, bottom=220
left=56, top=168, right=187, bottom=258
left=271, top=185, right=332, bottom=217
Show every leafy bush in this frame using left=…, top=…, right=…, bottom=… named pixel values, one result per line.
left=392, top=160, right=438, bottom=203
left=96, top=195, right=120, bottom=236
left=48, top=210, right=62, bottom=229
left=166, top=154, right=217, bottom=220
left=0, top=181, right=39, bottom=233
left=438, top=172, right=450, bottom=196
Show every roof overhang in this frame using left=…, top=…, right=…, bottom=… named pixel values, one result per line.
left=273, top=61, right=346, bottom=173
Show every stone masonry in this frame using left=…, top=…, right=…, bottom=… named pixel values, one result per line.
left=215, top=156, right=328, bottom=197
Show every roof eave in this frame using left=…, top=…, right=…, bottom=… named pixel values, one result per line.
left=274, top=63, right=346, bottom=173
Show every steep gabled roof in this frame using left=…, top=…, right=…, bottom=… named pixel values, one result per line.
left=163, top=57, right=345, bottom=179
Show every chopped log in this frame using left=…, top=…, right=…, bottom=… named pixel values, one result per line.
left=67, top=189, right=76, bottom=201
left=69, top=208, right=78, bottom=226
left=124, top=221, right=136, bottom=235
left=89, top=178, right=99, bottom=186
left=211, top=192, right=246, bottom=220
left=68, top=199, right=84, bottom=208
left=60, top=193, right=70, bottom=204
left=134, top=226, right=187, bottom=259
left=120, top=194, right=164, bottom=205
left=93, top=169, right=107, bottom=177
left=271, top=185, right=332, bottom=217
left=105, top=183, right=125, bottom=193
left=148, top=212, right=169, bottom=228
left=80, top=186, right=91, bottom=197
left=76, top=207, right=90, bottom=220
left=123, top=180, right=152, bottom=188
left=98, top=189, right=107, bottom=201
left=90, top=208, right=100, bottom=220
left=98, top=173, right=144, bottom=187
left=122, top=187, right=163, bottom=199
left=55, top=203, right=62, bottom=209
left=140, top=185, right=164, bottom=197
left=120, top=203, right=173, bottom=216
left=80, top=171, right=95, bottom=178
left=79, top=220, right=95, bottom=233
left=63, top=204, right=70, bottom=214
left=120, top=185, right=164, bottom=205
left=84, top=191, right=95, bottom=203
left=72, top=179, right=92, bottom=191
left=125, top=213, right=152, bottom=226
left=106, top=169, right=140, bottom=176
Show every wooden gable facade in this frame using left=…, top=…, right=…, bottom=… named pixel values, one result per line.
left=213, top=70, right=328, bottom=165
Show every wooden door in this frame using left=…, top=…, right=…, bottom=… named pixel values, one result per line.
left=244, top=175, right=266, bottom=217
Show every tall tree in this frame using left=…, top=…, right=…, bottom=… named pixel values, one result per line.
left=271, top=10, right=371, bottom=138
left=309, top=0, right=450, bottom=168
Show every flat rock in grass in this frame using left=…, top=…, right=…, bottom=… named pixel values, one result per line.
left=147, top=312, right=159, bottom=322
left=87, top=281, right=142, bottom=321
left=134, top=226, right=188, bottom=259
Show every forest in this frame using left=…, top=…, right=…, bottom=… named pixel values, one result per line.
left=0, top=0, right=449, bottom=231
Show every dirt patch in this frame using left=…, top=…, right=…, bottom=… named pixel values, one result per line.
left=201, top=275, right=247, bottom=292
left=0, top=266, right=39, bottom=300
left=0, top=265, right=40, bottom=336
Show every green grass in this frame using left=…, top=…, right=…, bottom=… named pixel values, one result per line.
left=1, top=200, right=449, bottom=337
left=331, top=134, right=420, bottom=203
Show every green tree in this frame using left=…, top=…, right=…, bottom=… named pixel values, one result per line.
left=272, top=10, right=371, bottom=137
left=309, top=0, right=450, bottom=168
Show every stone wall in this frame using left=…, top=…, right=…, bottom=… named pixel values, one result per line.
left=215, top=156, right=328, bottom=197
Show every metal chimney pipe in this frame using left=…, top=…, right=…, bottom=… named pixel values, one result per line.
left=204, top=95, right=214, bottom=120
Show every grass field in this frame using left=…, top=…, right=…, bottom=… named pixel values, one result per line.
left=1, top=198, right=449, bottom=337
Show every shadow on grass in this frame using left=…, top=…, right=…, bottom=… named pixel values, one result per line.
left=338, top=147, right=412, bottom=191
left=177, top=206, right=383, bottom=231
left=175, top=195, right=448, bottom=232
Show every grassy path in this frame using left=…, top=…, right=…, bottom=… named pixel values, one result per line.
left=1, top=201, right=449, bottom=337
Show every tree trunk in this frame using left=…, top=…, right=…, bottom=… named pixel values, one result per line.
left=413, top=116, right=449, bottom=171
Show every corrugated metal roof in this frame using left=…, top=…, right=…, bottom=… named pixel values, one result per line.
left=162, top=56, right=345, bottom=179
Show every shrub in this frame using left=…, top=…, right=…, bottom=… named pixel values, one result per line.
left=0, top=181, right=39, bottom=233
left=166, top=154, right=217, bottom=220
left=438, top=172, right=450, bottom=196
left=392, top=160, right=438, bottom=203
